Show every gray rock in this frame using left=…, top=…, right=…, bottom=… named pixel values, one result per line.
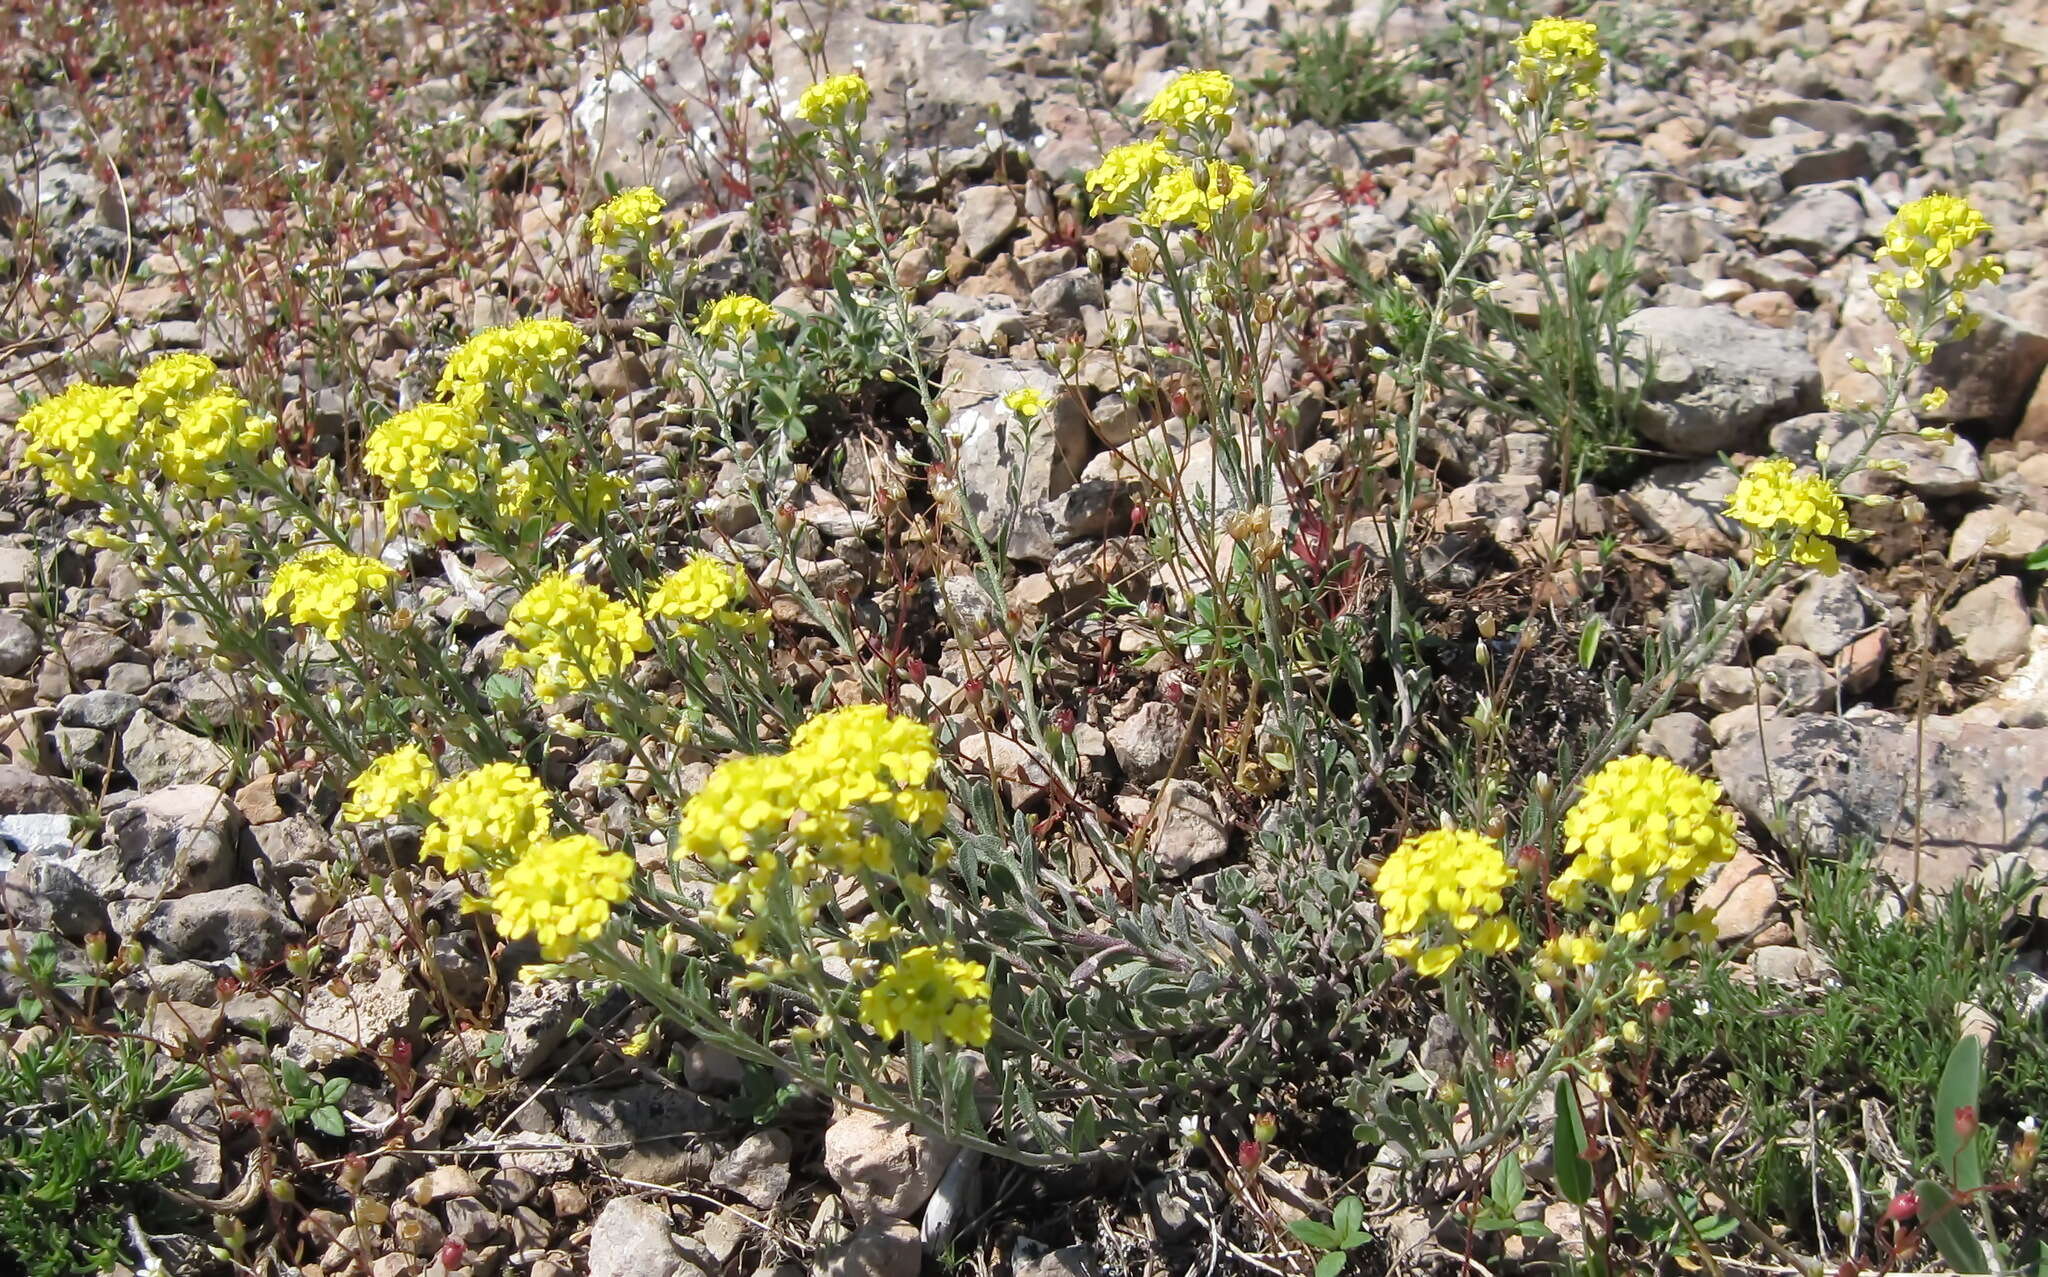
left=824, top=1108, right=958, bottom=1222
left=1824, top=268, right=2048, bottom=428
left=0, top=766, right=85, bottom=815
left=57, top=689, right=142, bottom=731
left=285, top=964, right=428, bottom=1066
left=0, top=613, right=38, bottom=677
left=96, top=784, right=241, bottom=898
left=1107, top=701, right=1188, bottom=786
left=51, top=727, right=111, bottom=782
left=1754, top=646, right=1836, bottom=714
left=120, top=712, right=234, bottom=790
left=938, top=353, right=1088, bottom=547
left=1, top=855, right=107, bottom=939
left=1750, top=945, right=1821, bottom=987
left=501, top=979, right=583, bottom=1078
left=1622, top=460, right=1741, bottom=553
left=1146, top=780, right=1230, bottom=876
left=710, top=1129, right=792, bottom=1210
left=54, top=626, right=141, bottom=679
left=1943, top=577, right=2032, bottom=672
left=137, top=883, right=301, bottom=965
left=1642, top=713, right=1712, bottom=771
left=1013, top=1244, right=1098, bottom=1277
left=1762, top=186, right=1866, bottom=260
left=557, top=1083, right=719, bottom=1183
left=1711, top=712, right=2048, bottom=890
left=0, top=812, right=73, bottom=860
left=1618, top=307, right=1822, bottom=455
left=1693, top=849, right=1789, bottom=946
left=589, top=1197, right=698, bottom=1277
left=1783, top=574, right=1867, bottom=658
left=1029, top=268, right=1106, bottom=320
left=955, top=185, right=1019, bottom=260
left=819, top=1219, right=922, bottom=1277
left=1949, top=507, right=2048, bottom=564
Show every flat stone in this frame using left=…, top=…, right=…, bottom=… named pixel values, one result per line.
left=1146, top=780, right=1231, bottom=876
left=1711, top=712, right=2048, bottom=891
left=1618, top=307, right=1822, bottom=455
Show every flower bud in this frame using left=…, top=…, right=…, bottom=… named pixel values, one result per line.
left=1885, top=1190, right=1919, bottom=1222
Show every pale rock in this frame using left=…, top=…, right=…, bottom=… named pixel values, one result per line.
left=589, top=1197, right=699, bottom=1277
left=955, top=185, right=1020, bottom=261
left=710, top=1129, right=792, bottom=1210
left=818, top=1219, right=922, bottom=1277
left=1106, top=701, right=1187, bottom=786
left=1948, top=507, right=2048, bottom=565
left=1618, top=307, right=1821, bottom=455
left=823, top=1109, right=958, bottom=1222
left=1783, top=574, right=1867, bottom=658
left=1694, top=850, right=1791, bottom=947
left=120, top=712, right=233, bottom=790
left=1642, top=712, right=1712, bottom=771
left=286, top=964, right=428, bottom=1067
left=1146, top=780, right=1230, bottom=876
left=1943, top=577, right=2032, bottom=672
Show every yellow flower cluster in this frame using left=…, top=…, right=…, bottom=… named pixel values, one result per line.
left=437, top=318, right=585, bottom=406
left=588, top=185, right=666, bottom=247
left=587, top=186, right=670, bottom=288
left=1373, top=827, right=1520, bottom=978
left=1873, top=194, right=2002, bottom=354
left=16, top=382, right=148, bottom=498
left=13, top=353, right=262, bottom=499
left=696, top=295, right=778, bottom=346
left=157, top=388, right=275, bottom=495
left=1142, top=70, right=1236, bottom=131
left=363, top=401, right=485, bottom=535
left=263, top=546, right=395, bottom=639
left=1002, top=387, right=1048, bottom=420
left=422, top=761, right=555, bottom=872
left=132, top=353, right=221, bottom=416
left=857, top=945, right=993, bottom=1047
left=1082, top=75, right=1257, bottom=233
left=679, top=705, right=944, bottom=955
left=339, top=744, right=438, bottom=822
left=501, top=572, right=651, bottom=701
left=1554, top=755, right=1737, bottom=906
left=646, top=554, right=761, bottom=635
left=1141, top=162, right=1257, bottom=232
left=1084, top=139, right=1180, bottom=218
left=1725, top=457, right=1852, bottom=574
left=1514, top=18, right=1605, bottom=100
left=418, top=760, right=633, bottom=958
left=795, top=72, right=871, bottom=127
left=486, top=833, right=636, bottom=960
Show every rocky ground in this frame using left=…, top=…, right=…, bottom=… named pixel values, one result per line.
left=2, top=0, right=2048, bottom=1274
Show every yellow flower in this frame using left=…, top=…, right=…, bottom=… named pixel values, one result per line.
left=857, top=944, right=993, bottom=1046
left=131, top=352, right=220, bottom=416
left=1375, top=827, right=1512, bottom=937
left=263, top=547, right=395, bottom=639
left=1725, top=457, right=1851, bottom=574
left=437, top=318, right=585, bottom=403
left=1142, top=70, right=1236, bottom=130
left=340, top=744, right=438, bottom=822
left=1468, top=915, right=1523, bottom=956
left=1630, top=968, right=1669, bottom=1005
left=1538, top=931, right=1608, bottom=970
left=423, top=761, right=553, bottom=872
left=1003, top=387, right=1049, bottom=420
left=1139, top=161, right=1257, bottom=231
left=794, top=73, right=871, bottom=127
left=157, top=388, right=275, bottom=494
left=1514, top=18, right=1604, bottom=100
left=587, top=185, right=666, bottom=248
left=363, top=401, right=486, bottom=527
left=695, top=295, right=778, bottom=345
left=487, top=833, right=634, bottom=959
left=1083, top=138, right=1182, bottom=218
left=14, top=382, right=147, bottom=498
left=1918, top=387, right=1950, bottom=414
left=1614, top=904, right=1659, bottom=939
left=646, top=555, right=750, bottom=624
left=501, top=572, right=651, bottom=701
left=1879, top=194, right=1994, bottom=276
left=1555, top=755, right=1737, bottom=904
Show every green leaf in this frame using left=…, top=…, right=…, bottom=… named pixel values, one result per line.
left=1915, top=1180, right=1989, bottom=1273
left=1315, top=1252, right=1348, bottom=1277
left=1490, top=1153, right=1526, bottom=1209
left=1934, top=1036, right=1983, bottom=1191
left=1333, top=1195, right=1365, bottom=1243
left=1288, top=1219, right=1342, bottom=1250
left=1553, top=1077, right=1593, bottom=1205
left=311, top=1106, right=347, bottom=1138
left=1578, top=617, right=1604, bottom=669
